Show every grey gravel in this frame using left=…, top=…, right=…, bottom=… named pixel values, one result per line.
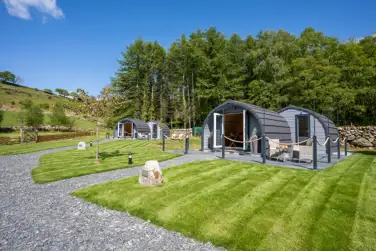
left=0, top=143, right=221, bottom=251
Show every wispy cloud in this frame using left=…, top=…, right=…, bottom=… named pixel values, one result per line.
left=2, top=0, right=64, bottom=20
left=42, top=15, right=47, bottom=24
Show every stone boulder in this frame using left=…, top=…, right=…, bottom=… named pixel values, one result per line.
left=347, top=135, right=356, bottom=141
left=352, top=138, right=373, bottom=147
left=139, top=160, right=163, bottom=186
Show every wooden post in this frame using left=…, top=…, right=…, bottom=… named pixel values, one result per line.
left=313, top=135, right=317, bottom=170
left=337, top=137, right=340, bottom=159
left=327, top=137, right=331, bottom=163
left=221, top=134, right=225, bottom=159
left=95, top=127, right=99, bottom=164
left=345, top=137, right=348, bottom=156
left=262, top=135, right=266, bottom=164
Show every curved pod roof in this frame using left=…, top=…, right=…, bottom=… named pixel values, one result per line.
left=202, top=100, right=292, bottom=142
left=278, top=105, right=338, bottom=137
left=116, top=118, right=150, bottom=134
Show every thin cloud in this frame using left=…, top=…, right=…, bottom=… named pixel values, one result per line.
left=42, top=15, right=47, bottom=24
left=3, top=0, right=64, bottom=20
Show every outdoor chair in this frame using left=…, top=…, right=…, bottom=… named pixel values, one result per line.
left=292, top=139, right=313, bottom=163
left=267, top=139, right=280, bottom=160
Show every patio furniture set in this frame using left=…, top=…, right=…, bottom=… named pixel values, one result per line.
left=268, top=138, right=313, bottom=163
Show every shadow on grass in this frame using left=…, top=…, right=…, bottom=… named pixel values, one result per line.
left=98, top=150, right=123, bottom=160
left=351, top=150, right=376, bottom=156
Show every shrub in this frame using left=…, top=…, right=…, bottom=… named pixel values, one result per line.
left=48, top=96, right=52, bottom=100
left=49, top=103, right=69, bottom=126
left=39, top=103, right=50, bottom=110
left=19, top=99, right=33, bottom=109
left=10, top=101, right=16, bottom=107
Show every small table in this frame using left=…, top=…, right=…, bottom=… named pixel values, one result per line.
left=277, top=148, right=290, bottom=162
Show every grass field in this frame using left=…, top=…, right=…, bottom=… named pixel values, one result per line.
left=0, top=134, right=104, bottom=155
left=74, top=152, right=376, bottom=251
left=1, top=111, right=96, bottom=129
left=32, top=140, right=181, bottom=184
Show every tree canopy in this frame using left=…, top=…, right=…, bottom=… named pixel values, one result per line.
left=55, top=88, right=69, bottom=97
left=112, top=27, right=375, bottom=127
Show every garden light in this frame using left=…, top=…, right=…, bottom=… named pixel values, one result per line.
left=128, top=152, right=133, bottom=164
left=89, top=141, right=93, bottom=147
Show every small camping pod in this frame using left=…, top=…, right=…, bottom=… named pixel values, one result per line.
left=113, top=118, right=150, bottom=139
left=146, top=120, right=170, bottom=139
left=278, top=105, right=339, bottom=154
left=201, top=100, right=292, bottom=152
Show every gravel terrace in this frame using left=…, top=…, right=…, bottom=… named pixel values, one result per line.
left=0, top=144, right=221, bottom=251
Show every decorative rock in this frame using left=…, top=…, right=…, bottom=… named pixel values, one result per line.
left=352, top=138, right=373, bottom=147
left=139, top=160, right=163, bottom=186
left=347, top=135, right=356, bottom=141
left=77, top=142, right=86, bottom=150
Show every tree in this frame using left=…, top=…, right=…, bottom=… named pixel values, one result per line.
left=55, top=88, right=69, bottom=97
left=0, top=71, right=16, bottom=83
left=43, top=88, right=53, bottom=94
left=0, top=104, right=3, bottom=125
left=49, top=103, right=69, bottom=126
left=20, top=104, right=44, bottom=129
left=69, top=92, right=79, bottom=100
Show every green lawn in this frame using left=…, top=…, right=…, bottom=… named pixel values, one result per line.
left=74, top=152, right=376, bottom=251
left=0, top=134, right=102, bottom=155
left=32, top=140, right=181, bottom=184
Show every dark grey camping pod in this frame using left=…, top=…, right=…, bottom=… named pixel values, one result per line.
left=113, top=118, right=150, bottom=139
left=147, top=120, right=170, bottom=139
left=201, top=100, right=292, bottom=152
left=278, top=105, right=339, bottom=154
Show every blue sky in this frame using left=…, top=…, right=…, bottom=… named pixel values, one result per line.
left=0, top=0, right=375, bottom=96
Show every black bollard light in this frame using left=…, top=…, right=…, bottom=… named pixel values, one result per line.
left=89, top=141, right=93, bottom=147
left=345, top=137, right=348, bottom=156
left=128, top=152, right=133, bottom=164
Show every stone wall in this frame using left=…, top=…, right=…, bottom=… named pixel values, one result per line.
left=338, top=126, right=376, bottom=148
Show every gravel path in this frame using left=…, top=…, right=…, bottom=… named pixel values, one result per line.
left=0, top=144, right=221, bottom=251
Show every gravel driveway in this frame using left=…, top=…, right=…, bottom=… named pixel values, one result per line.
left=0, top=145, right=221, bottom=251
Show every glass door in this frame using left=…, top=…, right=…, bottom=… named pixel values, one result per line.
left=213, top=113, right=224, bottom=148
left=118, top=123, right=123, bottom=137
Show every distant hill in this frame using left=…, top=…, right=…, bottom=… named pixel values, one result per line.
left=0, top=81, right=78, bottom=112
left=0, top=81, right=97, bottom=129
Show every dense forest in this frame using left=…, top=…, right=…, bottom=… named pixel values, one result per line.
left=110, top=27, right=376, bottom=128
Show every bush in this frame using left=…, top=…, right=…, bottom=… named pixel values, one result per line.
left=48, top=96, right=52, bottom=100
left=39, top=103, right=50, bottom=110
left=19, top=99, right=33, bottom=109
left=10, top=101, right=16, bottom=107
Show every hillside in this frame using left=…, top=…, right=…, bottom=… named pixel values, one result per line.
left=0, top=82, right=77, bottom=111
left=0, top=82, right=97, bottom=129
